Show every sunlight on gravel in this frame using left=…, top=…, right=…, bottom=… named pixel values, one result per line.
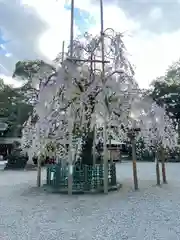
left=0, top=162, right=180, bottom=240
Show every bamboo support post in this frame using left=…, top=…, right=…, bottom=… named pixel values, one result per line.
left=67, top=0, right=74, bottom=196
left=37, top=156, right=41, bottom=187
left=131, top=137, right=138, bottom=190
left=103, top=124, right=108, bottom=194
left=68, top=106, right=73, bottom=195
left=61, top=41, right=65, bottom=63
left=155, top=149, right=161, bottom=185
left=100, top=0, right=108, bottom=194
left=93, top=126, right=96, bottom=166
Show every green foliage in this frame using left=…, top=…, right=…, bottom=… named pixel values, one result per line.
left=0, top=78, right=33, bottom=137
left=150, top=81, right=180, bottom=121
left=0, top=60, right=50, bottom=137
left=5, top=146, right=28, bottom=169
left=149, top=59, right=180, bottom=126
left=0, top=59, right=58, bottom=138
left=12, top=60, right=57, bottom=104
left=12, top=60, right=55, bottom=80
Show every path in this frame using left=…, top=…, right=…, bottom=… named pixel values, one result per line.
left=0, top=162, right=180, bottom=239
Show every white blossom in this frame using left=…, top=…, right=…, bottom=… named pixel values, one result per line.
left=21, top=29, right=178, bottom=163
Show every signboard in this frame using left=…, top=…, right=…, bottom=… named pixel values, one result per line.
left=0, top=122, right=8, bottom=131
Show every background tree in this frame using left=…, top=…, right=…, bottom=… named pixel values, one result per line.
left=0, top=78, right=33, bottom=137
left=12, top=60, right=57, bottom=104
left=13, top=60, right=56, bottom=81
left=149, top=59, right=180, bottom=140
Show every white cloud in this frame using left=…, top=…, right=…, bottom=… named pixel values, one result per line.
left=127, top=30, right=180, bottom=88
left=149, top=7, right=163, bottom=20
left=78, top=3, right=180, bottom=88
left=21, top=0, right=72, bottom=60
left=20, top=0, right=140, bottom=58
left=66, top=0, right=93, bottom=11
left=0, top=74, right=22, bottom=87
left=18, top=0, right=180, bottom=89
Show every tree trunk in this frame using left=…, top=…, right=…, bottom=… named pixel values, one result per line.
left=132, top=138, right=138, bottom=190
left=155, top=151, right=161, bottom=185
left=37, top=157, right=41, bottom=187
left=81, top=131, right=94, bottom=165
left=161, top=146, right=167, bottom=184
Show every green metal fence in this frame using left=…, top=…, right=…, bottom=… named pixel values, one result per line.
left=46, top=163, right=117, bottom=192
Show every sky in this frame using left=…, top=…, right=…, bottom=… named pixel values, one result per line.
left=0, top=0, right=180, bottom=88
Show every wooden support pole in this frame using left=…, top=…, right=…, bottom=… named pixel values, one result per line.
left=68, top=107, right=73, bottom=195
left=37, top=156, right=41, bottom=187
left=155, top=149, right=161, bottom=185
left=93, top=126, right=96, bottom=166
left=100, top=0, right=108, bottom=194
left=67, top=0, right=74, bottom=196
left=66, top=57, right=110, bottom=63
left=103, top=124, right=108, bottom=194
left=70, top=0, right=74, bottom=59
left=61, top=41, right=65, bottom=63
left=131, top=137, right=138, bottom=190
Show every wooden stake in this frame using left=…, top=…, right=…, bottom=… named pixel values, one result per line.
left=61, top=41, right=65, bottom=63
left=37, top=156, right=41, bottom=187
left=131, top=137, right=138, bottom=190
left=155, top=150, right=161, bottom=185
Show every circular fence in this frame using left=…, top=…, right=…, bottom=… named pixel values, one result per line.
left=46, top=163, right=117, bottom=193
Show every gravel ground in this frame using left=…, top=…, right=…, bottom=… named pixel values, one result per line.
left=0, top=162, right=180, bottom=239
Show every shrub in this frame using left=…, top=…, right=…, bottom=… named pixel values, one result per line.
left=5, top=149, right=28, bottom=169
